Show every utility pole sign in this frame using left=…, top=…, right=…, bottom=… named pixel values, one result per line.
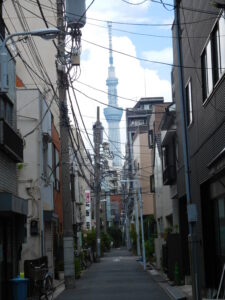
left=93, top=107, right=103, bottom=261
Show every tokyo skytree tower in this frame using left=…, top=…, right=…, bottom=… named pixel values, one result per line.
left=104, top=22, right=123, bottom=167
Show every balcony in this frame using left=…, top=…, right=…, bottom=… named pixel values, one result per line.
left=163, top=165, right=176, bottom=185
left=0, top=118, right=23, bottom=162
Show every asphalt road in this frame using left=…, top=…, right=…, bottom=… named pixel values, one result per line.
left=56, top=248, right=170, bottom=300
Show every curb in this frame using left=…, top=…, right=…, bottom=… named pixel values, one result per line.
left=53, top=280, right=65, bottom=299
left=137, top=261, right=190, bottom=300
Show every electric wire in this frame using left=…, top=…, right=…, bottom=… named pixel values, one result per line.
left=4, top=1, right=95, bottom=184
left=158, top=0, right=175, bottom=11
left=67, top=86, right=94, bottom=170
left=68, top=77, right=95, bottom=151
left=82, top=38, right=225, bottom=71
left=120, top=0, right=149, bottom=5
left=16, top=0, right=220, bottom=27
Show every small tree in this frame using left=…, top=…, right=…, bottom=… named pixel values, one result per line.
left=108, top=226, right=122, bottom=248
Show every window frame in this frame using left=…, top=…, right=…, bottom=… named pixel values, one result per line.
left=148, top=129, right=154, bottom=148
left=52, top=144, right=60, bottom=191
left=150, top=175, right=155, bottom=193
left=201, top=13, right=225, bottom=103
left=185, top=78, right=193, bottom=127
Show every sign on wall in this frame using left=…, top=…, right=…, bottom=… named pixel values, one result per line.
left=85, top=190, right=90, bottom=204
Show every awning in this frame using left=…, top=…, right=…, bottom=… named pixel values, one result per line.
left=0, top=192, right=28, bottom=215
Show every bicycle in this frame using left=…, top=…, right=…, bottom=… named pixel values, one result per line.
left=83, top=248, right=93, bottom=268
left=29, top=263, right=54, bottom=300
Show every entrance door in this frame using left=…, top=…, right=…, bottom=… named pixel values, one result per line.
left=0, top=219, right=13, bottom=300
left=213, top=196, right=225, bottom=278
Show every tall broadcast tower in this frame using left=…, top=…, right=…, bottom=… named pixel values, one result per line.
left=104, top=22, right=123, bottom=167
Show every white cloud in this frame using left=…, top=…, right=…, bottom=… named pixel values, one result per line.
left=88, top=0, right=151, bottom=23
left=142, top=47, right=173, bottom=64
left=71, top=2, right=172, bottom=155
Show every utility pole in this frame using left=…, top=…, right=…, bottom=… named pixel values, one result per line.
left=137, top=183, right=146, bottom=270
left=134, top=190, right=141, bottom=257
left=174, top=1, right=200, bottom=299
left=57, top=0, right=75, bottom=288
left=93, top=107, right=103, bottom=261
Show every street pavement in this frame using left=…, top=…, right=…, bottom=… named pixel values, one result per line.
left=55, top=248, right=171, bottom=300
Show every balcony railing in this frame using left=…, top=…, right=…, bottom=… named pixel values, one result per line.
left=163, top=165, right=176, bottom=185
left=0, top=118, right=23, bottom=162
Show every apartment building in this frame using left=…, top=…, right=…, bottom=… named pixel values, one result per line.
left=0, top=14, right=27, bottom=300
left=172, top=1, right=225, bottom=296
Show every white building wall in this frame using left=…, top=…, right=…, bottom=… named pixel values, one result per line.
left=17, top=89, right=54, bottom=270
left=154, top=142, right=173, bottom=269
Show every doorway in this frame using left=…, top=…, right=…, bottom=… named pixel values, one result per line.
left=0, top=218, right=13, bottom=300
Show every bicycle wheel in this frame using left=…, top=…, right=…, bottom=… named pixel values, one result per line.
left=43, top=275, right=54, bottom=300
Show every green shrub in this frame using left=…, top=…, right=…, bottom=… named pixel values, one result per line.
left=108, top=226, right=122, bottom=248
left=84, top=228, right=96, bottom=252
left=145, top=238, right=155, bottom=263
left=101, top=231, right=111, bottom=253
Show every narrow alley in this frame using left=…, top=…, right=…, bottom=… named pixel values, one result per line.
left=55, top=248, right=170, bottom=300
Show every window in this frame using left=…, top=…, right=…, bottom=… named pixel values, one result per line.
left=150, top=175, right=155, bottom=193
left=43, top=137, right=48, bottom=179
left=185, top=79, right=193, bottom=126
left=162, top=146, right=168, bottom=171
left=52, top=145, right=60, bottom=190
left=148, top=130, right=154, bottom=148
left=86, top=210, right=89, bottom=217
left=202, top=40, right=213, bottom=100
left=202, top=14, right=225, bottom=101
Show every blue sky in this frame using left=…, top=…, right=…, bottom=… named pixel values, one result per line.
left=74, top=0, right=175, bottom=153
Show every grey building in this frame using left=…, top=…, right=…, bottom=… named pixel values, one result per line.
left=172, top=1, right=225, bottom=297
left=0, top=14, right=27, bottom=299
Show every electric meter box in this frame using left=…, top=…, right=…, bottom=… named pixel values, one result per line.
left=66, top=0, right=86, bottom=28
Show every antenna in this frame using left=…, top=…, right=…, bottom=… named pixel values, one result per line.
left=107, top=21, right=113, bottom=66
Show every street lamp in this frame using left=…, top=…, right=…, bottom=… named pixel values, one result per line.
left=0, top=28, right=60, bottom=93
left=121, top=179, right=146, bottom=270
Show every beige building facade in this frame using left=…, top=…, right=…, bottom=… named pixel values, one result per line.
left=133, top=129, right=154, bottom=216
